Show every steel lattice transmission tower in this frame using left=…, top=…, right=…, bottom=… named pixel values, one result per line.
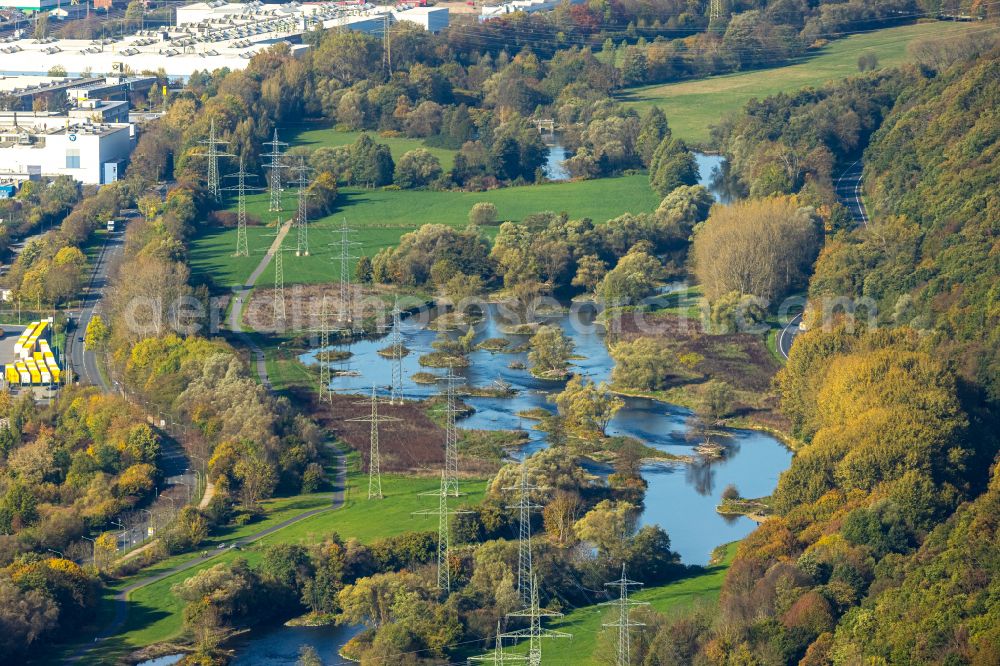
left=260, top=222, right=293, bottom=324
left=347, top=386, right=400, bottom=499
left=316, top=296, right=333, bottom=402
left=437, top=368, right=463, bottom=497
left=602, top=565, right=649, bottom=666
left=389, top=298, right=406, bottom=404
left=291, top=156, right=312, bottom=256
left=272, top=224, right=286, bottom=322
left=336, top=218, right=359, bottom=328
left=709, top=0, right=725, bottom=20
left=471, top=621, right=527, bottom=665
left=414, top=469, right=471, bottom=592
left=505, top=462, right=541, bottom=608
left=199, top=118, right=234, bottom=201
left=504, top=575, right=571, bottom=666
left=223, top=156, right=260, bottom=257
left=263, top=129, right=289, bottom=212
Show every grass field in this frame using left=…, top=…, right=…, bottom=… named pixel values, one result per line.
left=618, top=21, right=984, bottom=145
left=285, top=123, right=459, bottom=171
left=495, top=543, right=738, bottom=663
left=113, top=473, right=487, bottom=650
left=190, top=175, right=660, bottom=288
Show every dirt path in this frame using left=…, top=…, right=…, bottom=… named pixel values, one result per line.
left=228, top=218, right=294, bottom=390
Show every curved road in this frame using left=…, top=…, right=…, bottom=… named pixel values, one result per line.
left=778, top=159, right=870, bottom=360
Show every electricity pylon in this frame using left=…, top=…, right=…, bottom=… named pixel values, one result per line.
left=414, top=469, right=471, bottom=593
left=337, top=218, right=359, bottom=327
left=273, top=227, right=286, bottom=321
left=260, top=222, right=294, bottom=324
left=438, top=368, right=463, bottom=497
left=347, top=386, right=400, bottom=500
left=389, top=298, right=405, bottom=404
left=263, top=129, right=289, bottom=212
left=317, top=296, right=333, bottom=402
left=709, top=0, right=726, bottom=20
left=471, top=621, right=527, bottom=665
left=504, top=461, right=541, bottom=608
left=291, top=156, right=312, bottom=256
left=198, top=118, right=234, bottom=201
left=504, top=575, right=571, bottom=666
left=223, top=155, right=261, bottom=257
left=382, top=12, right=392, bottom=73
left=602, top=565, right=649, bottom=666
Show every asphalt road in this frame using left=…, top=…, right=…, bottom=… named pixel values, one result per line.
left=778, top=313, right=803, bottom=361
left=778, top=159, right=870, bottom=360
left=835, top=159, right=869, bottom=226
left=65, top=227, right=125, bottom=391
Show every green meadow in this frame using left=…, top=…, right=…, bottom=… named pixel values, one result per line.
left=190, top=174, right=660, bottom=288
left=618, top=21, right=983, bottom=144
left=112, top=473, right=487, bottom=650
left=500, top=543, right=738, bottom=663
left=285, top=124, right=459, bottom=171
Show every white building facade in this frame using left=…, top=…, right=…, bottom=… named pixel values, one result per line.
left=0, top=120, right=132, bottom=184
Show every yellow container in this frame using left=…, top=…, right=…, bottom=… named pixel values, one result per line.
left=17, top=363, right=30, bottom=384
left=5, top=364, right=19, bottom=384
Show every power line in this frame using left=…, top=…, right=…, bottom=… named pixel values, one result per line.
left=503, top=575, right=571, bottom=666
left=262, top=128, right=289, bottom=213
left=601, top=565, right=649, bottom=666
left=197, top=117, right=234, bottom=201
left=438, top=367, right=463, bottom=497
left=347, top=385, right=400, bottom=500
left=291, top=155, right=312, bottom=257
left=259, top=222, right=295, bottom=325
left=336, top=218, right=359, bottom=328
left=470, top=621, right=527, bottom=665
left=414, top=469, right=472, bottom=593
left=389, top=298, right=406, bottom=405
left=222, top=155, right=261, bottom=257
left=504, top=461, right=541, bottom=609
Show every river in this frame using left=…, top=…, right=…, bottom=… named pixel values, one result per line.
left=176, top=152, right=782, bottom=664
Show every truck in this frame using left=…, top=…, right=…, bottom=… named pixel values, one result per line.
left=107, top=219, right=116, bottom=232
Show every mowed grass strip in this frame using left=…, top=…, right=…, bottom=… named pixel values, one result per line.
left=115, top=474, right=487, bottom=650
left=190, top=175, right=660, bottom=288
left=617, top=21, right=985, bottom=144
left=501, top=542, right=738, bottom=663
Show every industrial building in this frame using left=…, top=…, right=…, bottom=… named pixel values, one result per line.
left=5, top=319, right=62, bottom=388
left=0, top=111, right=133, bottom=184
left=480, top=0, right=585, bottom=21
left=0, top=1, right=449, bottom=78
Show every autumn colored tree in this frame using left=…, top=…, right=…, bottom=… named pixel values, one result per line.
left=693, top=196, right=822, bottom=303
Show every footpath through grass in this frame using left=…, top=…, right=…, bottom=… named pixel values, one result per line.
left=111, top=473, right=487, bottom=652
left=191, top=175, right=659, bottom=289
left=504, top=542, right=738, bottom=663
left=618, top=21, right=983, bottom=145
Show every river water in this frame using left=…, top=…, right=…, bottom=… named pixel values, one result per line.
left=166, top=152, right=781, bottom=665
left=300, top=151, right=786, bottom=566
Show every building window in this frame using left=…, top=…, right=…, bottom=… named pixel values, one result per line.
left=66, top=149, right=80, bottom=169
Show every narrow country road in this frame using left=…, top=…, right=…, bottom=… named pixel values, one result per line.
left=778, top=159, right=870, bottom=360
